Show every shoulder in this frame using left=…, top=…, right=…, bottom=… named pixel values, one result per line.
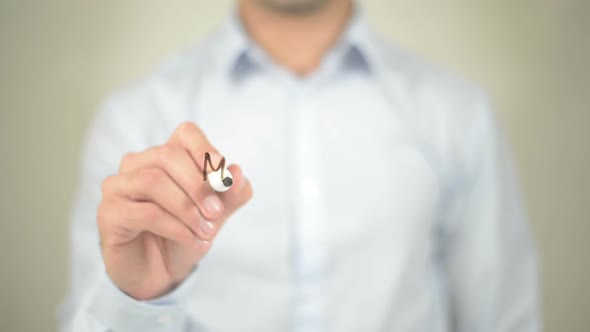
left=105, top=29, right=221, bottom=116
left=371, top=35, right=498, bottom=176
left=375, top=35, right=494, bottom=132
left=375, top=35, right=489, bottom=117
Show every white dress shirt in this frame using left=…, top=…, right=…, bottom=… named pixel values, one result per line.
left=59, top=10, right=541, bottom=332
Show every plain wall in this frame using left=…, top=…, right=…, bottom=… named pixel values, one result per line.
left=1, top=1, right=588, bottom=331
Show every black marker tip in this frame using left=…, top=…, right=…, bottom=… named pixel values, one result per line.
left=222, top=177, right=233, bottom=187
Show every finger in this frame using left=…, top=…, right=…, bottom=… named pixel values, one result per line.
left=107, top=168, right=208, bottom=239
left=167, top=123, right=230, bottom=220
left=167, top=122, right=218, bottom=169
left=98, top=199, right=208, bottom=250
left=166, top=123, right=229, bottom=191
left=118, top=145, right=225, bottom=221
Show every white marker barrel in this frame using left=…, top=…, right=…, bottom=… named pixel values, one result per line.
left=207, top=168, right=233, bottom=192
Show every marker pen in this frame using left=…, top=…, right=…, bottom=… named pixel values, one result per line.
left=203, top=152, right=233, bottom=192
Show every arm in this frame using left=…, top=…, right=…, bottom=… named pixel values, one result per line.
left=58, top=97, right=251, bottom=331
left=440, top=99, right=541, bottom=332
left=58, top=99, right=196, bottom=331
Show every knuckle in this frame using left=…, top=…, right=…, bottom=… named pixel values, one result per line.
left=138, top=168, right=164, bottom=188
left=179, top=196, right=196, bottom=214
left=184, top=183, right=200, bottom=202
left=119, top=152, right=136, bottom=172
left=101, top=235, right=119, bottom=248
left=138, top=203, right=160, bottom=221
left=171, top=224, right=191, bottom=242
left=156, top=145, right=175, bottom=166
left=101, top=176, right=116, bottom=196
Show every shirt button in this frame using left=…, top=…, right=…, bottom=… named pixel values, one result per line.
left=157, top=314, right=172, bottom=324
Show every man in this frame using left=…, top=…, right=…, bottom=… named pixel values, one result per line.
left=59, top=0, right=540, bottom=331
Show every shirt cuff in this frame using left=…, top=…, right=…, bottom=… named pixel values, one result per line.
left=146, top=266, right=200, bottom=306
left=88, top=269, right=199, bottom=332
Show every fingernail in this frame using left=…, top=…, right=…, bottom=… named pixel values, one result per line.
left=200, top=219, right=214, bottom=234
left=196, top=239, right=210, bottom=249
left=203, top=194, right=223, bottom=215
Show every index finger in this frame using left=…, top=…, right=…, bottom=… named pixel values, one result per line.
left=167, top=122, right=219, bottom=169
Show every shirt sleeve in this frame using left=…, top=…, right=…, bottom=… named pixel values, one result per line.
left=439, top=97, right=542, bottom=332
left=57, top=96, right=203, bottom=332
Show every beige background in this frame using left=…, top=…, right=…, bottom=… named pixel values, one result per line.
left=1, top=1, right=589, bottom=331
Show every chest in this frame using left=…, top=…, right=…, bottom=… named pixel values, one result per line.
left=196, top=77, right=442, bottom=260
left=181, top=76, right=444, bottom=330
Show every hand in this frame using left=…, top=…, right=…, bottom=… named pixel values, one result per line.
left=97, top=122, right=253, bottom=300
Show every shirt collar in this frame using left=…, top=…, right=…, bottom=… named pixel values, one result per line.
left=216, top=6, right=377, bottom=81
left=335, top=10, right=374, bottom=74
